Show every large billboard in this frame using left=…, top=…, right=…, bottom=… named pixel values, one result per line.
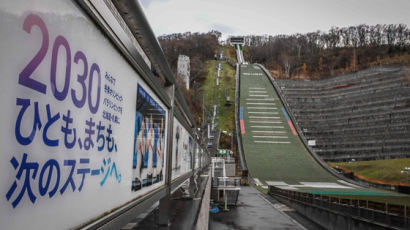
left=0, top=1, right=167, bottom=229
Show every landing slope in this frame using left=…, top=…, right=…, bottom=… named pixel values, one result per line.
left=238, top=64, right=403, bottom=198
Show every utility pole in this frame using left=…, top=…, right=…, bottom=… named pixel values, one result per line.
left=202, top=93, right=205, bottom=127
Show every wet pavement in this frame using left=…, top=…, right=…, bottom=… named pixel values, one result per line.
left=126, top=169, right=210, bottom=230
left=209, top=186, right=322, bottom=230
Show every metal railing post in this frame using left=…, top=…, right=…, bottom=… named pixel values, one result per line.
left=159, top=84, right=175, bottom=228
left=188, top=132, right=197, bottom=198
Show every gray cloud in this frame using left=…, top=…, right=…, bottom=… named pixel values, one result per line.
left=141, top=0, right=410, bottom=38
left=211, top=23, right=235, bottom=34
left=140, top=0, right=170, bottom=9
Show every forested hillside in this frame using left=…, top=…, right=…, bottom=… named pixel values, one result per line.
left=245, top=24, right=410, bottom=79
left=157, top=24, right=410, bottom=123
left=158, top=31, right=221, bottom=124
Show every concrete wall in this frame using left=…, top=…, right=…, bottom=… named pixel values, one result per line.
left=225, top=163, right=236, bottom=177
left=195, top=172, right=211, bottom=230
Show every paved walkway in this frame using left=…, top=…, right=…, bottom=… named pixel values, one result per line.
left=209, top=186, right=308, bottom=230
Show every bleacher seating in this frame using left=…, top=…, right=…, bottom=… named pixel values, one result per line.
left=277, top=67, right=410, bottom=161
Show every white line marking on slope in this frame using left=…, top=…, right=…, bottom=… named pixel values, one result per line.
left=250, top=121, right=283, bottom=123
left=253, top=136, right=289, bottom=138
left=249, top=91, right=267, bottom=93
left=337, top=180, right=361, bottom=188
left=253, top=178, right=263, bottom=186
left=265, top=181, right=288, bottom=186
left=246, top=103, right=275, bottom=105
left=297, top=182, right=352, bottom=189
left=247, top=107, right=277, bottom=110
left=249, top=116, right=280, bottom=119
left=253, top=140, right=291, bottom=144
left=248, top=112, right=279, bottom=114
left=252, top=131, right=286, bottom=133
left=251, top=126, right=284, bottom=128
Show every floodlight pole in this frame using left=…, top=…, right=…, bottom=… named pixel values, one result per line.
left=349, top=158, right=355, bottom=173
left=230, top=133, right=233, bottom=151
left=401, top=167, right=410, bottom=185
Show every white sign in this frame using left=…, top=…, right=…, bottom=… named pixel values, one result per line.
left=171, top=118, right=192, bottom=179
left=194, top=142, right=200, bottom=169
left=0, top=1, right=168, bottom=229
left=308, top=140, right=316, bottom=146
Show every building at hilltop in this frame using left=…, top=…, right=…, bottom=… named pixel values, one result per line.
left=228, top=36, right=245, bottom=46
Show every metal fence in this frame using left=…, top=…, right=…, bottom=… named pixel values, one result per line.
left=269, top=186, right=410, bottom=229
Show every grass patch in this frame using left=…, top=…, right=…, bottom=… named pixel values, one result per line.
left=217, top=62, right=235, bottom=132
left=202, top=60, right=217, bottom=109
left=254, top=185, right=268, bottom=195
left=201, top=60, right=235, bottom=133
left=329, top=158, right=410, bottom=184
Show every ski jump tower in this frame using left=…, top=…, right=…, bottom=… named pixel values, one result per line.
left=229, top=36, right=246, bottom=64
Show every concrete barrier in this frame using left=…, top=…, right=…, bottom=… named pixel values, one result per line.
left=195, top=171, right=211, bottom=230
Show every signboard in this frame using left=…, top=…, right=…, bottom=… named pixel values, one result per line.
left=188, top=136, right=193, bottom=171
left=0, top=1, right=167, bottom=229
left=194, top=142, right=200, bottom=169
left=308, top=140, right=316, bottom=146
left=171, top=118, right=192, bottom=179
left=217, top=149, right=231, bottom=155
left=131, top=84, right=166, bottom=191
left=201, top=149, right=206, bottom=167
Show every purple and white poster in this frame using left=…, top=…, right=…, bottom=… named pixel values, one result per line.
left=0, top=1, right=166, bottom=229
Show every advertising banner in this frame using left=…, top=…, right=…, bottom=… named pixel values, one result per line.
left=194, top=142, right=200, bottom=169
left=131, top=84, right=166, bottom=191
left=188, top=136, right=193, bottom=171
left=0, top=1, right=167, bottom=229
left=171, top=118, right=192, bottom=179
left=201, top=149, right=207, bottom=167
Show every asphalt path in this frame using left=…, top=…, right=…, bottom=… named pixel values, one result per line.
left=209, top=186, right=315, bottom=230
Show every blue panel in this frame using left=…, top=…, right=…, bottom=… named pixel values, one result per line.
left=281, top=107, right=290, bottom=121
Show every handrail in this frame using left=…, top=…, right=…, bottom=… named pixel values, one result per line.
left=269, top=186, right=410, bottom=229
left=234, top=63, right=248, bottom=172
left=111, top=0, right=197, bottom=130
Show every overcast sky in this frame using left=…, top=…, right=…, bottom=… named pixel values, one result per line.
left=140, top=0, right=410, bottom=40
